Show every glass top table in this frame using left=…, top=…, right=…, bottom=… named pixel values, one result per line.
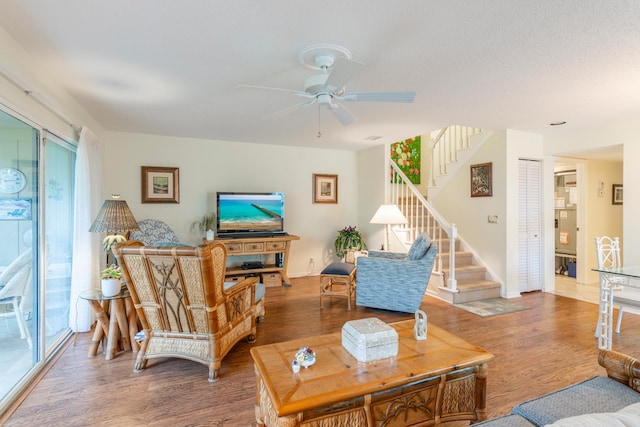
left=592, top=266, right=640, bottom=280
left=79, top=287, right=137, bottom=360
left=79, top=287, right=130, bottom=301
left=591, top=266, right=640, bottom=350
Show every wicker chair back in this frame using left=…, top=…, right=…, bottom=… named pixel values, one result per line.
left=113, top=240, right=258, bottom=382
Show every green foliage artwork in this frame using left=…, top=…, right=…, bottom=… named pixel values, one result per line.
left=390, top=135, right=421, bottom=184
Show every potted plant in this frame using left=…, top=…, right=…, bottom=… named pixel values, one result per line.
left=102, top=234, right=126, bottom=252
left=334, top=226, right=367, bottom=263
left=191, top=212, right=217, bottom=240
left=100, top=264, right=122, bottom=297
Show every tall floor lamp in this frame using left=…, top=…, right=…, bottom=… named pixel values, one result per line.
left=89, top=194, right=140, bottom=265
left=370, top=203, right=408, bottom=251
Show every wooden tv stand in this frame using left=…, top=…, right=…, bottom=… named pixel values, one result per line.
left=215, top=234, right=300, bottom=286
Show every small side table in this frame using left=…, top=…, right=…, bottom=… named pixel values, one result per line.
left=80, top=288, right=139, bottom=360
left=319, top=262, right=357, bottom=310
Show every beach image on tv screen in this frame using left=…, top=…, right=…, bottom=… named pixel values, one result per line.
left=218, top=194, right=283, bottom=231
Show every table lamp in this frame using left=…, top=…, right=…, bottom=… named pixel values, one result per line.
left=89, top=194, right=140, bottom=264
left=370, top=203, right=408, bottom=251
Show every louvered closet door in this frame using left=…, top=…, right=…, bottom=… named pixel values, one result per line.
left=518, top=159, right=542, bottom=292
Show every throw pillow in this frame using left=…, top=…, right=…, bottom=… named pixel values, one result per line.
left=407, top=232, right=431, bottom=260
left=155, top=242, right=189, bottom=247
left=545, top=402, right=640, bottom=426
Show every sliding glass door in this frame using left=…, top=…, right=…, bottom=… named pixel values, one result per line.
left=0, top=107, right=75, bottom=412
left=0, top=110, right=39, bottom=404
left=43, top=133, right=75, bottom=349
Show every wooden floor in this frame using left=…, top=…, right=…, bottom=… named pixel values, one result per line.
left=4, top=276, right=640, bottom=426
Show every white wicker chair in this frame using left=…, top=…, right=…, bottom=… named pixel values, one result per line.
left=595, top=236, right=640, bottom=335
left=0, top=250, right=33, bottom=348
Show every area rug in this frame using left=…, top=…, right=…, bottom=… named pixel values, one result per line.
left=453, top=298, right=530, bottom=317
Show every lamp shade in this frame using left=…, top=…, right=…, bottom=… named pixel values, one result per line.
left=89, top=197, right=140, bottom=233
left=370, top=204, right=408, bottom=225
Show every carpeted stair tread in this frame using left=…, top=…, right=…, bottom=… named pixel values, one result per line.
left=457, top=280, right=501, bottom=291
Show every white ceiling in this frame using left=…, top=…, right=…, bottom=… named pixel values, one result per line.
left=0, top=1, right=638, bottom=154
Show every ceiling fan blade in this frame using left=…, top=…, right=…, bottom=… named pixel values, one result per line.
left=341, top=91, right=416, bottom=103
left=330, top=102, right=357, bottom=126
left=236, top=84, right=315, bottom=99
left=324, top=57, right=364, bottom=92
left=264, top=99, right=317, bottom=120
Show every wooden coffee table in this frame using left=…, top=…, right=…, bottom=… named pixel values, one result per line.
left=250, top=320, right=494, bottom=426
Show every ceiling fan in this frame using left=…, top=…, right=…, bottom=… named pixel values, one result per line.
left=238, top=44, right=416, bottom=128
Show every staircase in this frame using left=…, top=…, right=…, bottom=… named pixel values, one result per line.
left=387, top=126, right=501, bottom=304
left=434, top=229, right=501, bottom=304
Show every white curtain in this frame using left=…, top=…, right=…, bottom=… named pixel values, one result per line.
left=68, top=127, right=103, bottom=332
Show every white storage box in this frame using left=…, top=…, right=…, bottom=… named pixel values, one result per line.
left=342, top=318, right=398, bottom=362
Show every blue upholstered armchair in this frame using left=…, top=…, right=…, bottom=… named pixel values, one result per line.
left=355, top=232, right=436, bottom=313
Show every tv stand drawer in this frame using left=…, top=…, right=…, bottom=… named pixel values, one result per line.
left=244, top=242, right=265, bottom=253
left=266, top=241, right=286, bottom=251
left=225, top=243, right=244, bottom=254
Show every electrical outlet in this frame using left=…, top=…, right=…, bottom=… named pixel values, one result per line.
left=309, top=257, right=314, bottom=263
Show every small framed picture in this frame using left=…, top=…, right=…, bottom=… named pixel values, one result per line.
left=0, top=198, right=32, bottom=220
left=313, top=174, right=338, bottom=204
left=470, top=162, right=493, bottom=198
left=612, top=184, right=623, bottom=205
left=141, top=166, right=179, bottom=203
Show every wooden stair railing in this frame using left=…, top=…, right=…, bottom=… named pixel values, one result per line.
left=430, top=125, right=484, bottom=187
left=389, top=161, right=458, bottom=293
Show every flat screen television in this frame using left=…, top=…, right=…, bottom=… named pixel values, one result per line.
left=216, top=192, right=285, bottom=237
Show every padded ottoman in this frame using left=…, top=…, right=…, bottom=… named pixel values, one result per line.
left=320, top=262, right=356, bottom=310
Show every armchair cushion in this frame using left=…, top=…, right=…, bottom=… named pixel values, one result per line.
left=407, top=232, right=431, bottom=260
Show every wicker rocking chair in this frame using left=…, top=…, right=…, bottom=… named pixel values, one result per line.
left=113, top=240, right=258, bottom=382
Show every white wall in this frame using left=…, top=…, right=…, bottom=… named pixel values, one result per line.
left=623, top=143, right=640, bottom=265
left=358, top=143, right=387, bottom=251
left=582, top=160, right=623, bottom=283
left=103, top=131, right=362, bottom=277
left=0, top=26, right=105, bottom=142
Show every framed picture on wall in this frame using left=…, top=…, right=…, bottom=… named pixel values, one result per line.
left=0, top=198, right=32, bottom=220
left=141, top=166, right=180, bottom=203
left=612, top=184, right=623, bottom=205
left=313, top=174, right=338, bottom=204
left=470, top=162, right=493, bottom=197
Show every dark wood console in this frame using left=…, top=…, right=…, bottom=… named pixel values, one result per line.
left=215, top=234, right=300, bottom=286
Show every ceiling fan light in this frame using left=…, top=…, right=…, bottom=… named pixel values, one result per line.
left=304, top=74, right=329, bottom=95
left=317, top=93, right=332, bottom=106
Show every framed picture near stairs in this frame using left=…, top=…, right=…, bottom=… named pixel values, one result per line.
left=470, top=162, right=492, bottom=197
